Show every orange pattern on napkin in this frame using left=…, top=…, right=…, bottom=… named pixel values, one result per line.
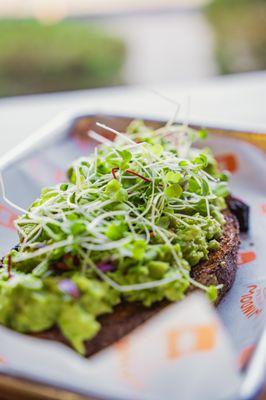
left=238, top=344, right=255, bottom=369
left=54, top=168, right=65, bottom=183
left=240, top=284, right=264, bottom=319
left=215, top=153, right=238, bottom=173
left=260, top=204, right=266, bottom=215
left=115, top=338, right=143, bottom=390
left=0, top=204, right=18, bottom=230
left=238, top=251, right=256, bottom=266
left=167, top=323, right=217, bottom=360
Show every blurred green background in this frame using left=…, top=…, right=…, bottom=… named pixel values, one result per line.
left=0, top=0, right=265, bottom=97
left=205, top=0, right=266, bottom=74
left=0, top=19, right=125, bottom=97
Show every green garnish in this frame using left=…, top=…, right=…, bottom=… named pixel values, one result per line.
left=0, top=120, right=228, bottom=354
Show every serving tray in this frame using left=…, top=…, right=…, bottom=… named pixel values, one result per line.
left=0, top=112, right=265, bottom=400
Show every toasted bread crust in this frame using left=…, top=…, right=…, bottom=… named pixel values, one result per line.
left=191, top=209, right=239, bottom=301
left=32, top=209, right=240, bottom=357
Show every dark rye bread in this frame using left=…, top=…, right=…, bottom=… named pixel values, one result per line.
left=33, top=209, right=240, bottom=357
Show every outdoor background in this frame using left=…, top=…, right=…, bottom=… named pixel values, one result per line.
left=0, top=0, right=265, bottom=97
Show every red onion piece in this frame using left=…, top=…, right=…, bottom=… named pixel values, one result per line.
left=58, top=279, right=80, bottom=299
left=97, top=262, right=115, bottom=272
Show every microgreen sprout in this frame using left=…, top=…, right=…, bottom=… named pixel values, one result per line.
left=3, top=119, right=227, bottom=301
left=0, top=117, right=233, bottom=354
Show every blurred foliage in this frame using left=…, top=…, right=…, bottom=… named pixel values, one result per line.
left=205, top=0, right=266, bottom=74
left=0, top=19, right=125, bottom=97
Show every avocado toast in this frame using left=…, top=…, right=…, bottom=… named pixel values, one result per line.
left=0, top=120, right=240, bottom=356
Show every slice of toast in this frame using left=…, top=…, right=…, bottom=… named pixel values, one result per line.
left=33, top=209, right=239, bottom=357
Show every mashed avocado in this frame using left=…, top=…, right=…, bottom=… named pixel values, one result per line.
left=0, top=120, right=229, bottom=354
